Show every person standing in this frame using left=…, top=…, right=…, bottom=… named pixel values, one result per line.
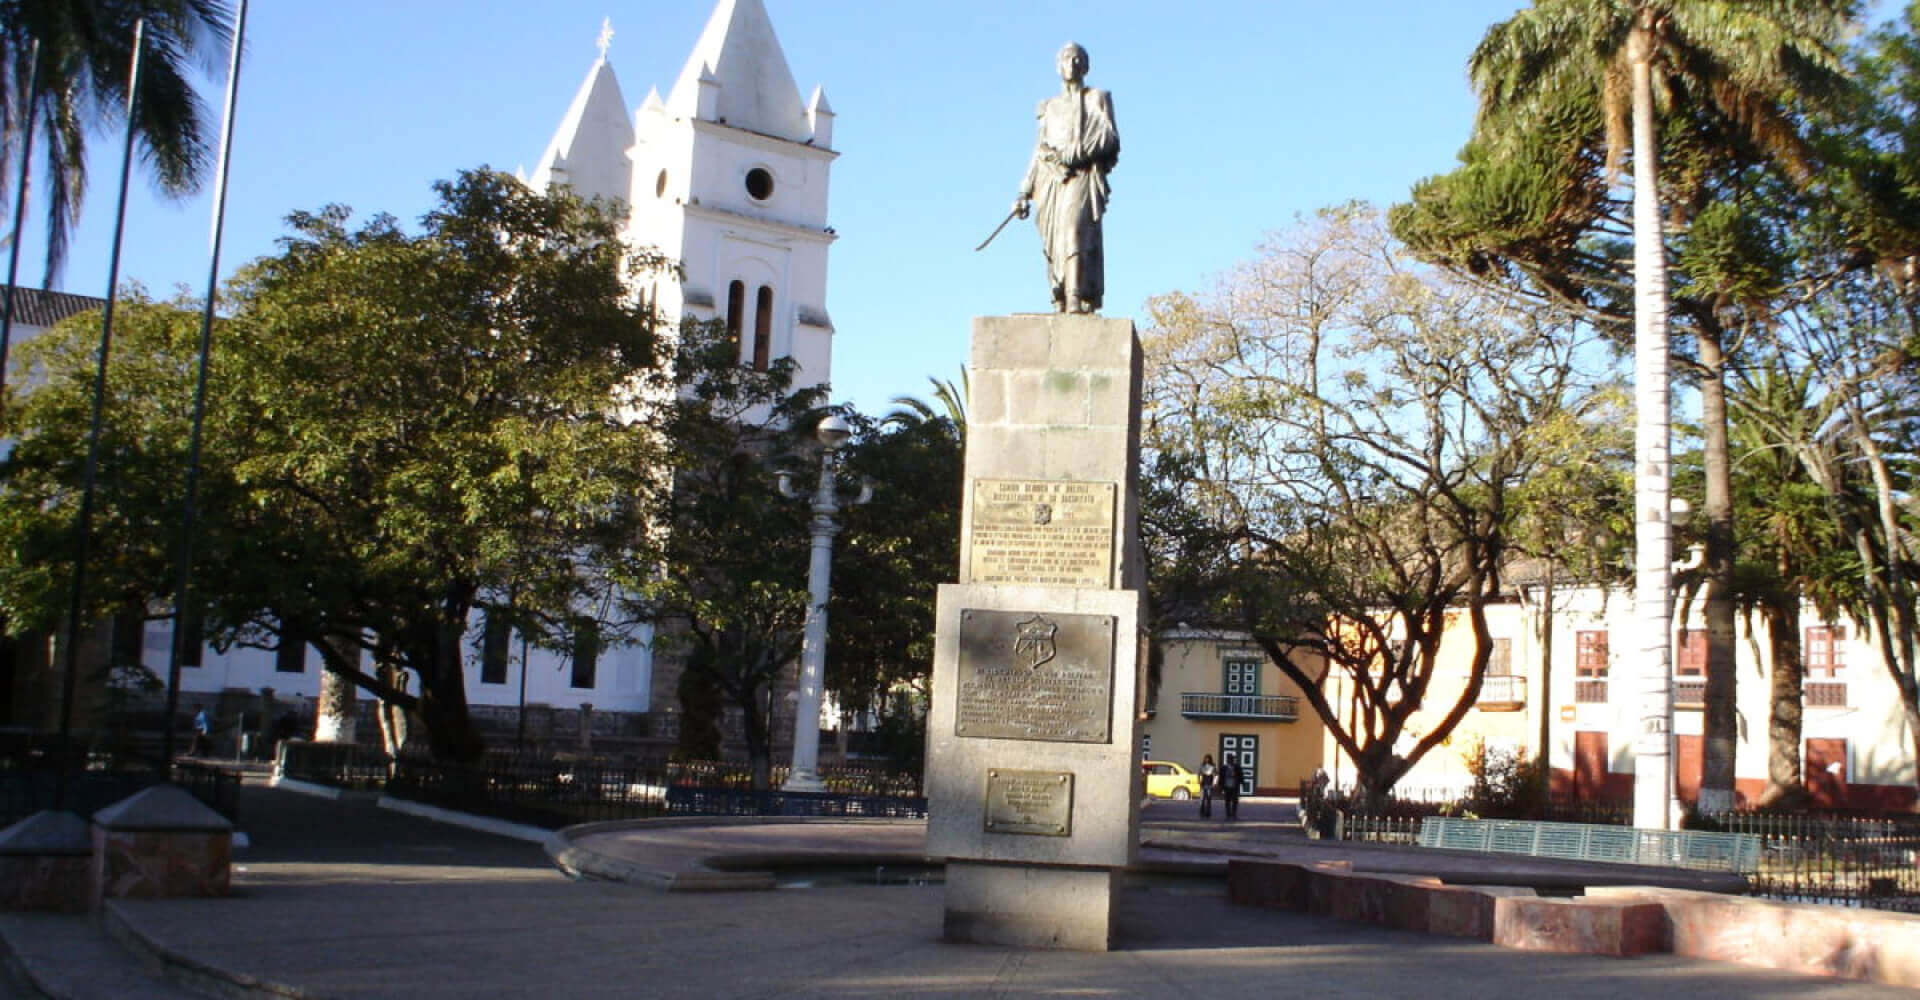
left=1221, top=758, right=1242, bottom=820
left=1197, top=753, right=1217, bottom=818
left=1013, top=42, right=1119, bottom=314
left=189, top=705, right=210, bottom=757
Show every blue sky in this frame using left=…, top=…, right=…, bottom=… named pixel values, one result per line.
left=25, top=1, right=1902, bottom=416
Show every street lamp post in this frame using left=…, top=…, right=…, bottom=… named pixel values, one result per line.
left=777, top=415, right=871, bottom=792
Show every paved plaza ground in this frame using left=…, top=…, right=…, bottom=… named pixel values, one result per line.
left=2, top=785, right=1915, bottom=999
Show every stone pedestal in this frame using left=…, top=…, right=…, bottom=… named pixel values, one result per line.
left=927, top=314, right=1146, bottom=952
left=0, top=810, right=93, bottom=912
left=91, top=785, right=232, bottom=901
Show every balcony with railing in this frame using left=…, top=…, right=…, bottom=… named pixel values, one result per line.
left=1475, top=674, right=1526, bottom=711
left=1179, top=692, right=1299, bottom=721
left=1805, top=681, right=1847, bottom=708
left=1574, top=678, right=1608, bottom=704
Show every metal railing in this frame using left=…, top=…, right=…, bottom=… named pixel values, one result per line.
left=1178, top=692, right=1299, bottom=721
left=1574, top=678, right=1608, bottom=703
left=1304, top=779, right=1920, bottom=912
left=283, top=745, right=925, bottom=830
left=1706, top=811, right=1920, bottom=912
left=1476, top=675, right=1526, bottom=708
left=0, top=735, right=241, bottom=826
left=276, top=741, right=393, bottom=790
left=1804, top=681, right=1848, bottom=708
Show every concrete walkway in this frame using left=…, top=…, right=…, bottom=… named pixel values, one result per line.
left=4, top=788, right=1915, bottom=999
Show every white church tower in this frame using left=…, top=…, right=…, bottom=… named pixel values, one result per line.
left=528, top=1, right=837, bottom=393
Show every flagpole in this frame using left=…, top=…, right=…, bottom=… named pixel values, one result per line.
left=57, top=18, right=146, bottom=761
left=0, top=38, right=41, bottom=412
left=164, top=0, right=247, bottom=771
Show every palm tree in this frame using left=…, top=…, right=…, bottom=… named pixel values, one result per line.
left=1467, top=0, right=1856, bottom=826
left=883, top=371, right=968, bottom=446
left=3, top=0, right=234, bottom=284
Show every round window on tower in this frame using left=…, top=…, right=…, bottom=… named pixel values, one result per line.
left=655, top=169, right=668, bottom=198
left=745, top=167, right=775, bottom=201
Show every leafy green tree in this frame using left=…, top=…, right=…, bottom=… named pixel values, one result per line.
left=828, top=401, right=960, bottom=723
left=0, top=296, right=205, bottom=639
left=1396, top=0, right=1858, bottom=817
left=3, top=0, right=234, bottom=282
left=1141, top=206, right=1624, bottom=805
left=624, top=321, right=822, bottom=788
left=1, top=170, right=669, bottom=762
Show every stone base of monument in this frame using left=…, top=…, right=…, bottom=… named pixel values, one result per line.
left=926, top=313, right=1146, bottom=953
left=943, top=861, right=1119, bottom=951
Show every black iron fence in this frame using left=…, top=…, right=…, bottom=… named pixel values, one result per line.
left=276, top=740, right=393, bottom=790
left=279, top=742, right=925, bottom=830
left=1300, top=779, right=1920, bottom=913
left=387, top=756, right=672, bottom=829
left=1708, top=811, right=1920, bottom=912
left=0, top=753, right=241, bottom=827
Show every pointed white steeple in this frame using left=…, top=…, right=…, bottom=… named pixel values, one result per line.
left=665, top=0, right=811, bottom=143
left=530, top=24, right=636, bottom=206
left=806, top=85, right=834, bottom=149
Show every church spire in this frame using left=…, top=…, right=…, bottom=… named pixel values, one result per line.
left=665, top=0, right=813, bottom=144
left=529, top=22, right=636, bottom=205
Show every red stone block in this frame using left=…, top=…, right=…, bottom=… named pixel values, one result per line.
left=1660, top=892, right=1920, bottom=988
left=0, top=856, right=93, bottom=913
left=91, top=829, right=231, bottom=901
left=0, top=810, right=94, bottom=912
left=1227, top=860, right=1310, bottom=910
left=1493, top=896, right=1668, bottom=957
left=1425, top=885, right=1507, bottom=940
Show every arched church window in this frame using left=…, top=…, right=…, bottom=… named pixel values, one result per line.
left=725, top=280, right=745, bottom=358
left=753, top=285, right=774, bottom=371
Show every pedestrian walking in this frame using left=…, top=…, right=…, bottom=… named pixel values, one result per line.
left=1221, top=758, right=1242, bottom=820
left=1197, top=754, right=1217, bottom=817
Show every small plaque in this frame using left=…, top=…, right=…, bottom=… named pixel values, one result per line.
left=984, top=769, right=1073, bottom=836
left=955, top=610, right=1114, bottom=743
left=969, top=479, right=1116, bottom=588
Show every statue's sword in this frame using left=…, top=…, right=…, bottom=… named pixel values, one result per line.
left=974, top=207, right=1022, bottom=252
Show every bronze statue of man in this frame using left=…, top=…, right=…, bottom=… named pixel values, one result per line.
left=1014, top=43, right=1119, bottom=314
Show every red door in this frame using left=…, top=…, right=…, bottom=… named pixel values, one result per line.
left=1574, top=731, right=1608, bottom=802
left=1674, top=734, right=1704, bottom=804
left=1806, top=738, right=1849, bottom=809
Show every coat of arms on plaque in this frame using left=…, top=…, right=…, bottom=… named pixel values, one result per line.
left=1032, top=503, right=1053, bottom=525
left=1013, top=615, right=1058, bottom=670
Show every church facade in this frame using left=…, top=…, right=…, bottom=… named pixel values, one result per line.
left=111, top=0, right=840, bottom=761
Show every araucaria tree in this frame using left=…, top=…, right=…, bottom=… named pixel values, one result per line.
left=1142, top=206, right=1623, bottom=804
left=0, top=170, right=670, bottom=761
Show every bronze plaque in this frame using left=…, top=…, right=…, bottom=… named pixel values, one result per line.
left=969, top=479, right=1116, bottom=588
left=955, top=610, right=1114, bottom=743
left=984, top=769, right=1073, bottom=836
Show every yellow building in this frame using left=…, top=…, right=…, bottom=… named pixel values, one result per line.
left=1141, top=628, right=1324, bottom=796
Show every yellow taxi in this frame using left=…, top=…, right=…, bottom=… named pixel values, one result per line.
left=1141, top=760, right=1203, bottom=800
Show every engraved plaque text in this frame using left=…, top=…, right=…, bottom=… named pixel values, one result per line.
left=956, top=610, right=1114, bottom=743
left=984, top=769, right=1073, bottom=836
left=969, top=479, right=1116, bottom=587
